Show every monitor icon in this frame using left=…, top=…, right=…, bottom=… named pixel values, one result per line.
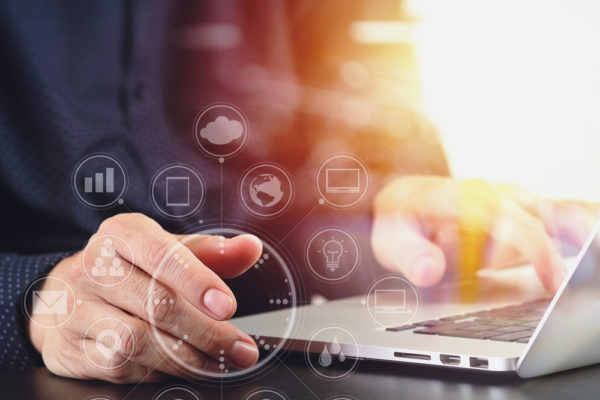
left=374, top=289, right=407, bottom=314
left=325, top=168, right=360, bottom=193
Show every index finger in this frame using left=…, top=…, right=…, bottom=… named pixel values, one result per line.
left=96, top=213, right=237, bottom=321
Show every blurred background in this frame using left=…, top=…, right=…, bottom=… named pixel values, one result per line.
left=355, top=0, right=600, bottom=201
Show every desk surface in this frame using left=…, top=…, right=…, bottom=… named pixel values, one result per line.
left=3, top=357, right=600, bottom=400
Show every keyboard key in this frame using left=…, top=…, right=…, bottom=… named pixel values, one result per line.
left=438, top=330, right=503, bottom=339
left=492, top=325, right=532, bottom=333
left=488, top=331, right=532, bottom=342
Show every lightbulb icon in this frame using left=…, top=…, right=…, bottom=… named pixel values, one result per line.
left=322, top=239, right=343, bottom=271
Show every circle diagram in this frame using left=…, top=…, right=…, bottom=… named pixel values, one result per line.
left=23, top=276, right=78, bottom=329
left=82, top=235, right=135, bottom=287
left=305, top=326, right=360, bottom=380
left=150, top=164, right=206, bottom=219
left=154, top=386, right=202, bottom=400
left=147, top=225, right=298, bottom=380
left=83, top=317, right=135, bottom=370
left=305, top=228, right=360, bottom=282
left=72, top=153, right=128, bottom=209
left=239, top=163, right=294, bottom=218
left=316, top=155, right=369, bottom=209
left=364, top=276, right=420, bottom=328
left=194, top=103, right=248, bottom=158
left=244, top=388, right=288, bottom=400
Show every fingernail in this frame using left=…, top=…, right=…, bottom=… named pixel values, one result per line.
left=410, top=255, right=439, bottom=286
left=230, top=340, right=259, bottom=368
left=203, top=288, right=234, bottom=320
left=240, top=234, right=262, bottom=248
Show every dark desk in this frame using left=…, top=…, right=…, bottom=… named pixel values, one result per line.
left=3, top=356, right=600, bottom=400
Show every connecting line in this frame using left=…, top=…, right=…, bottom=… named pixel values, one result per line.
left=220, top=162, right=224, bottom=229
left=276, top=357, right=322, bottom=400
left=121, top=354, right=164, bottom=400
left=273, top=203, right=320, bottom=250
left=119, top=200, right=135, bottom=213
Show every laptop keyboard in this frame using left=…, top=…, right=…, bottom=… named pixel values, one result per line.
left=386, top=298, right=551, bottom=344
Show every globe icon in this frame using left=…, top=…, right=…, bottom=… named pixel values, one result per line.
left=249, top=173, right=284, bottom=207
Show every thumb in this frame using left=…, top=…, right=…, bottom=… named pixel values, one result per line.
left=371, top=216, right=446, bottom=287
left=178, top=234, right=263, bottom=278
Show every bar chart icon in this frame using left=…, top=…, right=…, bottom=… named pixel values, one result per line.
left=84, top=168, right=114, bottom=193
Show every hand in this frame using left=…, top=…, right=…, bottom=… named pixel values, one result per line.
left=28, top=213, right=262, bottom=383
left=371, top=176, right=598, bottom=293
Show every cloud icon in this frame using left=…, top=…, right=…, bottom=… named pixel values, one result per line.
left=200, top=116, right=243, bottom=145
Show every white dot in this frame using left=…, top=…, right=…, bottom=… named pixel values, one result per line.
left=264, top=344, right=270, bottom=350
left=184, top=334, right=189, bottom=340
left=161, top=299, right=166, bottom=304
left=154, top=299, right=160, bottom=305
left=219, top=242, right=225, bottom=248
left=360, top=299, right=366, bottom=305
left=172, top=344, right=179, bottom=350
left=283, top=299, right=289, bottom=305
left=178, top=259, right=184, bottom=264
left=254, top=264, right=259, bottom=269
left=184, top=264, right=189, bottom=269
left=258, top=259, right=264, bottom=264
left=263, top=254, right=269, bottom=260
left=117, top=199, right=124, bottom=205
left=269, top=299, right=274, bottom=304
left=219, top=357, right=224, bottom=362
left=220, top=349, right=225, bottom=355
left=219, top=250, right=225, bottom=254
left=169, top=299, right=174, bottom=304
left=177, top=340, right=183, bottom=345
left=318, top=199, right=325, bottom=205
left=198, top=219, right=204, bottom=224
left=219, top=363, right=225, bottom=369
left=259, top=339, right=265, bottom=345
left=218, top=157, right=225, bottom=164
left=276, top=299, right=281, bottom=304
left=76, top=299, right=82, bottom=305
left=173, top=253, right=180, bottom=260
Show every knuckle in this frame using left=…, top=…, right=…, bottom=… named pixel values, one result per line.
left=115, top=321, right=139, bottom=357
left=144, top=284, right=177, bottom=325
left=147, top=238, right=175, bottom=271
left=199, top=322, right=223, bottom=353
left=103, top=364, right=132, bottom=383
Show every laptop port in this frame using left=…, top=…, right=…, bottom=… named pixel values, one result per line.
left=394, top=352, right=431, bottom=361
left=440, top=354, right=461, bottom=365
left=469, top=357, right=489, bottom=369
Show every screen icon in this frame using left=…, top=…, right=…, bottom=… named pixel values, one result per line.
left=325, top=168, right=360, bottom=193
left=374, top=289, right=407, bottom=313
left=317, top=155, right=369, bottom=208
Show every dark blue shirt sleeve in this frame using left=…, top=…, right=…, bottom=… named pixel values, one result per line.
left=0, top=252, right=72, bottom=372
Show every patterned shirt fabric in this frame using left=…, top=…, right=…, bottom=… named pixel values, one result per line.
left=0, top=0, right=450, bottom=372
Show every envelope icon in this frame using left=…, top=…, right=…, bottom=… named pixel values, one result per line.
left=32, top=290, right=67, bottom=315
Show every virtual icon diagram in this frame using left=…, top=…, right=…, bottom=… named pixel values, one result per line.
left=194, top=104, right=248, bottom=158
left=24, top=276, right=77, bottom=329
left=239, top=163, right=293, bottom=218
left=84, top=318, right=135, bottom=369
left=151, top=164, right=205, bottom=219
left=72, top=153, right=128, bottom=208
left=306, top=228, right=359, bottom=282
left=364, top=276, right=419, bottom=328
left=306, top=326, right=359, bottom=380
left=317, top=155, right=369, bottom=208
left=83, top=235, right=134, bottom=287
left=154, top=386, right=202, bottom=400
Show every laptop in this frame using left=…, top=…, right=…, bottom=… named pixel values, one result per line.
left=233, top=219, right=600, bottom=378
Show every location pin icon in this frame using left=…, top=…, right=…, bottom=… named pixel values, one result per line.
left=96, top=329, right=121, bottom=360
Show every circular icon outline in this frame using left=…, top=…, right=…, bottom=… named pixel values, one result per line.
left=22, top=275, right=78, bottom=329
left=193, top=103, right=249, bottom=158
left=305, top=228, right=360, bottom=283
left=82, top=317, right=136, bottom=370
left=71, top=153, right=128, bottom=209
left=305, top=325, right=360, bottom=381
left=153, top=385, right=202, bottom=400
left=316, top=154, right=369, bottom=209
left=364, top=275, right=420, bottom=328
left=239, top=163, right=294, bottom=218
left=150, top=163, right=206, bottom=219
left=81, top=234, right=135, bottom=287
left=243, top=388, right=289, bottom=400
left=147, top=226, right=298, bottom=380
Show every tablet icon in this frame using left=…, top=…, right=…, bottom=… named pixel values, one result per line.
left=166, top=176, right=190, bottom=206
left=150, top=164, right=205, bottom=219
